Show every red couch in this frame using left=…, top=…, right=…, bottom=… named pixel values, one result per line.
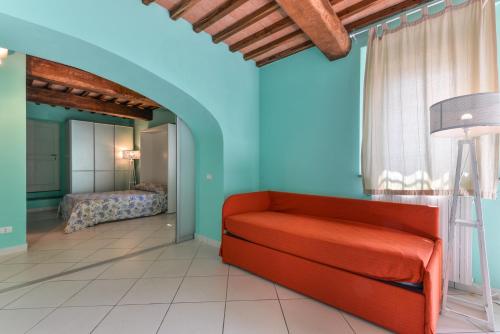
left=220, top=191, right=442, bottom=334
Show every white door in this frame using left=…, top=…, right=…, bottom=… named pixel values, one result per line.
left=94, top=124, right=115, bottom=192
left=27, top=120, right=60, bottom=192
left=94, top=123, right=115, bottom=171
left=70, top=120, right=94, bottom=171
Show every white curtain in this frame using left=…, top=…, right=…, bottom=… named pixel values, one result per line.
left=362, top=0, right=499, bottom=199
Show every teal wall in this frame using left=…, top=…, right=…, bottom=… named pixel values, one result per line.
left=260, top=38, right=367, bottom=199
left=26, top=102, right=133, bottom=209
left=0, top=0, right=260, bottom=243
left=0, top=53, right=27, bottom=249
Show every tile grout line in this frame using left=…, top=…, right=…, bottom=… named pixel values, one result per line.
left=274, top=284, right=290, bottom=334
left=222, top=265, right=230, bottom=334
left=155, top=241, right=203, bottom=334
left=22, top=278, right=97, bottom=334
left=88, top=237, right=176, bottom=333
left=339, top=311, right=357, bottom=334
left=13, top=216, right=172, bottom=333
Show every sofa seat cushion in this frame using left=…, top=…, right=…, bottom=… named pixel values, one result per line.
left=225, top=211, right=435, bottom=283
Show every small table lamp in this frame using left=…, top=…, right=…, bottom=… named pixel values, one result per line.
left=122, top=150, right=141, bottom=189
left=430, top=92, right=500, bottom=331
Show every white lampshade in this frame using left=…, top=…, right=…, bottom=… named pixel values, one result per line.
left=122, top=150, right=141, bottom=160
left=430, top=92, right=500, bottom=138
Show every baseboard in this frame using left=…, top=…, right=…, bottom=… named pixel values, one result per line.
left=27, top=206, right=58, bottom=213
left=195, top=234, right=221, bottom=247
left=0, top=244, right=27, bottom=256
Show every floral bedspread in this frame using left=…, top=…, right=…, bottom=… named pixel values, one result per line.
left=59, top=190, right=168, bottom=233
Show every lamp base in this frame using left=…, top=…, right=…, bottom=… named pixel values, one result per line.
left=442, top=139, right=495, bottom=331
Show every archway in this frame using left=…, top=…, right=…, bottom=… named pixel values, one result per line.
left=0, top=13, right=224, bottom=243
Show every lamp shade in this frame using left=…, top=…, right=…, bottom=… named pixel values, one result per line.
left=430, top=92, right=500, bottom=137
left=122, top=150, right=141, bottom=160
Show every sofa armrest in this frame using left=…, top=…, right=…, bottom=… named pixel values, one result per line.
left=423, top=239, right=442, bottom=334
left=222, top=191, right=271, bottom=223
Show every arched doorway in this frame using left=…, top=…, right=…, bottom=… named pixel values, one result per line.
left=0, top=13, right=225, bottom=246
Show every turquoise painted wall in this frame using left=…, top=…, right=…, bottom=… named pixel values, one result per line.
left=0, top=53, right=27, bottom=249
left=26, top=102, right=133, bottom=209
left=0, top=0, right=260, bottom=243
left=260, top=38, right=367, bottom=199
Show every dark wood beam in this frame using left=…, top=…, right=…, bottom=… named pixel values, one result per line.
left=193, top=0, right=249, bottom=33
left=212, top=2, right=280, bottom=43
left=142, top=0, right=156, bottom=5
left=27, top=86, right=153, bottom=121
left=337, top=0, right=379, bottom=18
left=170, top=0, right=202, bottom=20
left=345, top=0, right=423, bottom=31
left=256, top=40, right=314, bottom=67
left=229, top=0, right=379, bottom=55
left=229, top=17, right=294, bottom=53
left=276, top=0, right=351, bottom=60
left=244, top=30, right=303, bottom=60
left=27, top=56, right=160, bottom=109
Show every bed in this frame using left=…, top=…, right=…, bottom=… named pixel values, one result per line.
left=59, top=183, right=168, bottom=233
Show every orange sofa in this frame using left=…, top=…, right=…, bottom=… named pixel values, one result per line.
left=220, top=191, right=442, bottom=334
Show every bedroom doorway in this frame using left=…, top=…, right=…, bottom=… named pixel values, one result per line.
left=20, top=55, right=196, bottom=275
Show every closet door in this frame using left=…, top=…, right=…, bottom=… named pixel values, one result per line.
left=94, top=124, right=115, bottom=192
left=69, top=120, right=94, bottom=193
left=114, top=125, right=133, bottom=190
left=70, top=120, right=94, bottom=171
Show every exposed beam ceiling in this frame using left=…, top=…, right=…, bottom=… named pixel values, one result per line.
left=144, top=0, right=425, bottom=66
left=170, top=0, right=202, bottom=20
left=27, top=86, right=153, bottom=121
left=212, top=2, right=280, bottom=43
left=193, top=0, right=249, bottom=33
left=27, top=56, right=159, bottom=120
left=275, top=0, right=351, bottom=60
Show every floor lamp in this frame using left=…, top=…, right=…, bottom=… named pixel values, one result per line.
left=122, top=150, right=141, bottom=190
left=430, top=92, right=500, bottom=331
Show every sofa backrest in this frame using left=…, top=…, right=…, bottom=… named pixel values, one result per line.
left=268, top=191, right=440, bottom=240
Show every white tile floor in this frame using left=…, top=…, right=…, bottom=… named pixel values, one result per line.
left=0, top=211, right=499, bottom=333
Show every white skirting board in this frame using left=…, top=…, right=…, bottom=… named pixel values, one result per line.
left=0, top=243, right=27, bottom=256
left=195, top=234, right=221, bottom=248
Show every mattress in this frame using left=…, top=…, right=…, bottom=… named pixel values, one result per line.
left=60, top=190, right=167, bottom=233
left=225, top=211, right=435, bottom=283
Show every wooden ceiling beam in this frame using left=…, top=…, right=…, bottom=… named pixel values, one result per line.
left=229, top=0, right=390, bottom=56
left=170, top=0, right=202, bottom=20
left=193, top=0, right=249, bottom=33
left=337, top=0, right=379, bottom=18
left=345, top=0, right=422, bottom=31
left=213, top=2, right=280, bottom=43
left=27, top=86, right=153, bottom=120
left=275, top=0, right=351, bottom=60
left=244, top=30, right=302, bottom=60
left=229, top=17, right=294, bottom=53
left=256, top=40, right=314, bottom=67
left=27, top=56, right=159, bottom=109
